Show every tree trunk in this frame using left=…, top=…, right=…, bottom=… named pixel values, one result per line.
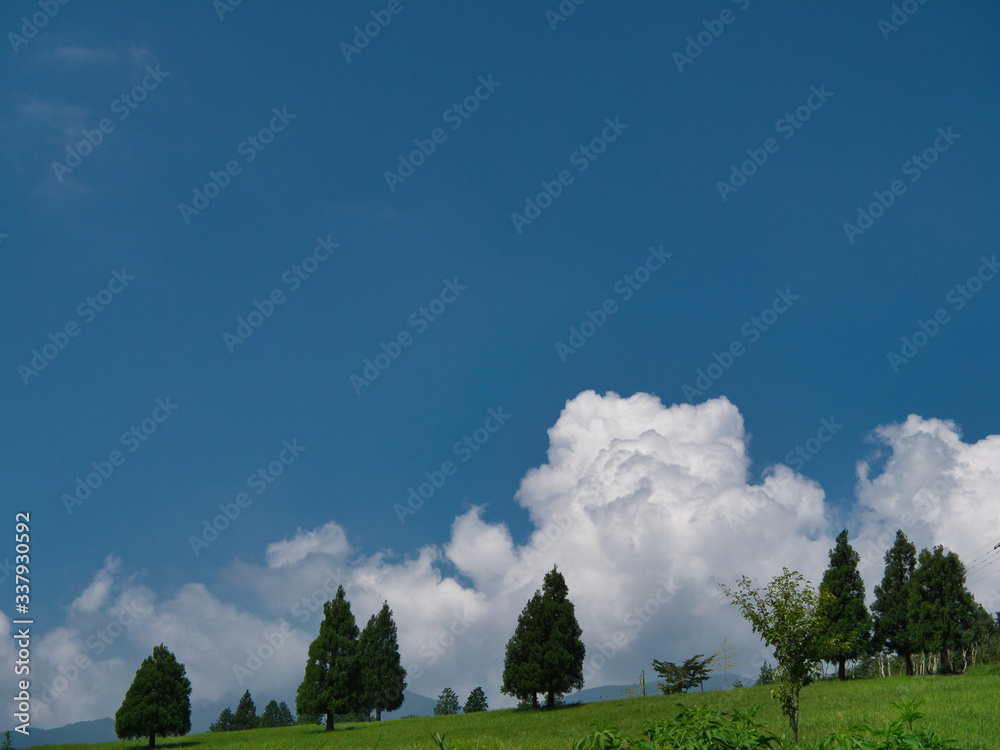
left=904, top=652, right=914, bottom=676
left=545, top=690, right=554, bottom=708
left=939, top=648, right=950, bottom=674
left=325, top=711, right=335, bottom=731
left=376, top=708, right=382, bottom=722
left=148, top=733, right=155, bottom=748
left=838, top=658, right=847, bottom=680
left=790, top=706, right=799, bottom=744
left=531, top=694, right=538, bottom=710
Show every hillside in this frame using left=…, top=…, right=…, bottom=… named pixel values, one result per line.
left=21, top=667, right=1000, bottom=750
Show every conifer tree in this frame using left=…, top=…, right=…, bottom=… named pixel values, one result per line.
left=816, top=529, right=873, bottom=679
left=296, top=585, right=363, bottom=731
left=115, top=644, right=192, bottom=748
left=359, top=601, right=407, bottom=721
left=871, top=529, right=918, bottom=674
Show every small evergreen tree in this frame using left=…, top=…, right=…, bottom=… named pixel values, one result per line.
left=259, top=699, right=295, bottom=728
left=232, top=690, right=258, bottom=730
left=115, top=644, right=192, bottom=748
left=871, top=530, right=918, bottom=675
left=816, top=529, right=873, bottom=679
left=463, top=686, right=488, bottom=713
left=296, top=585, right=363, bottom=731
left=208, top=707, right=233, bottom=732
left=434, top=687, right=460, bottom=715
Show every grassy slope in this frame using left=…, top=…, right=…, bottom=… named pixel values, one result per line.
left=34, top=668, right=1000, bottom=750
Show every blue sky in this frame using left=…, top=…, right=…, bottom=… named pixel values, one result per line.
left=2, top=0, right=999, bottom=734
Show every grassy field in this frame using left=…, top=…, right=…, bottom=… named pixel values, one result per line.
left=32, top=667, right=1000, bottom=750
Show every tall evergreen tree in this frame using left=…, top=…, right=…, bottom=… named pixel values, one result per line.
left=232, top=690, right=257, bottom=730
left=358, top=601, right=407, bottom=721
left=816, top=529, right=873, bottom=679
left=115, top=644, right=192, bottom=748
left=871, top=529, right=918, bottom=675
left=502, top=565, right=585, bottom=708
left=464, top=686, right=488, bottom=713
left=296, top=585, right=363, bottom=731
left=907, top=545, right=977, bottom=673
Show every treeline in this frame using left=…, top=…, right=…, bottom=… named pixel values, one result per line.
left=712, top=528, right=998, bottom=743
left=209, top=691, right=295, bottom=731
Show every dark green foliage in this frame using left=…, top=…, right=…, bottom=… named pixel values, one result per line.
left=232, top=689, right=257, bottom=730
left=907, top=546, right=977, bottom=673
left=434, top=687, right=460, bottom=715
left=651, top=654, right=713, bottom=694
left=296, top=584, right=363, bottom=731
left=259, top=699, right=295, bottom=728
left=816, top=529, right=874, bottom=679
left=572, top=705, right=780, bottom=749
left=296, top=710, right=323, bottom=725
left=208, top=707, right=233, bottom=732
left=502, top=565, right=585, bottom=708
left=359, top=601, right=407, bottom=721
left=569, top=702, right=963, bottom=750
left=871, top=529, right=918, bottom=674
left=463, top=686, right=488, bottom=713
left=811, top=700, right=963, bottom=749
left=114, top=643, right=192, bottom=748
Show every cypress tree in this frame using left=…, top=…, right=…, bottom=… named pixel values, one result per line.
left=871, top=529, right=918, bottom=674
left=296, top=585, right=363, bottom=731
left=358, top=601, right=407, bottom=721
left=907, top=545, right=977, bottom=673
left=115, top=644, right=192, bottom=748
left=816, top=529, right=873, bottom=679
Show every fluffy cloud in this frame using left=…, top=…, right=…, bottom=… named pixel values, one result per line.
left=852, top=414, right=1000, bottom=610
left=266, top=522, right=351, bottom=568
left=5, top=392, right=999, bottom=730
